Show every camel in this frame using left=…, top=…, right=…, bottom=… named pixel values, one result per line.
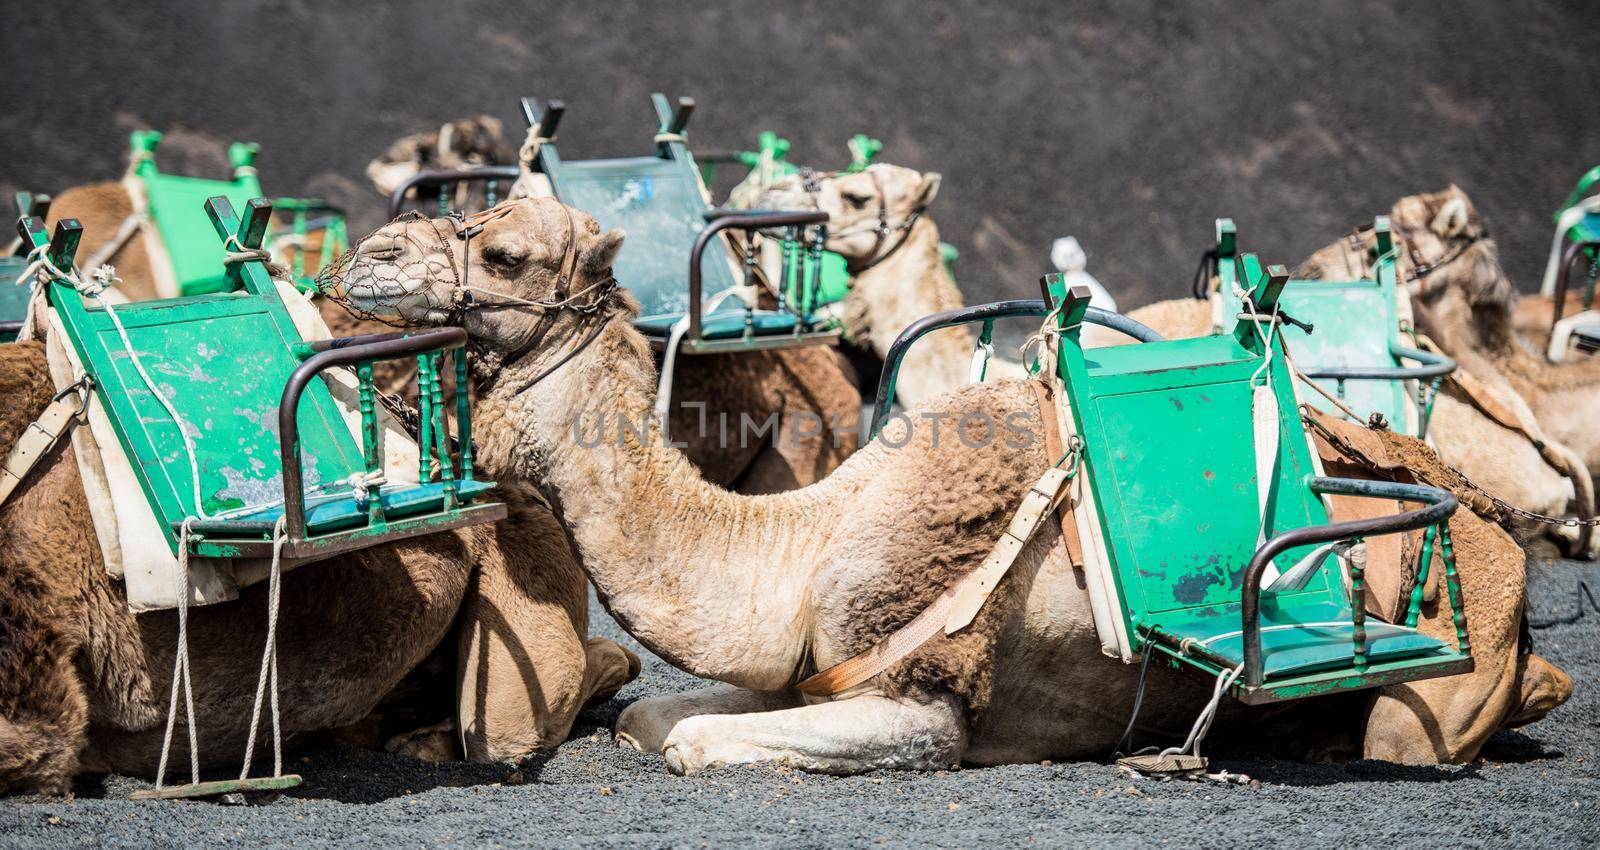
left=1301, top=187, right=1600, bottom=479
left=366, top=115, right=515, bottom=201
left=336, top=196, right=1569, bottom=774
left=756, top=164, right=1024, bottom=410
left=1107, top=190, right=1594, bottom=556
left=0, top=326, right=638, bottom=794
left=1292, top=188, right=1599, bottom=556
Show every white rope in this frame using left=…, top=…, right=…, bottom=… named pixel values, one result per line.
left=653, top=132, right=686, bottom=145
left=155, top=517, right=202, bottom=790
left=653, top=285, right=762, bottom=421
left=1159, top=663, right=1244, bottom=761
left=1019, top=304, right=1065, bottom=379
left=239, top=517, right=288, bottom=781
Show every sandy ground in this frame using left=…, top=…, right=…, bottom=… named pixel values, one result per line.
left=0, top=561, right=1595, bottom=848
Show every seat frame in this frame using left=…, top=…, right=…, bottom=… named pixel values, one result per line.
left=1212, top=218, right=1454, bottom=438
left=19, top=198, right=505, bottom=562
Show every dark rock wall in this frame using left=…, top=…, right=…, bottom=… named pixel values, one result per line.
left=3, top=0, right=1595, bottom=307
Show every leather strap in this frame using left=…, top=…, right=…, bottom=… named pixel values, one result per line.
left=0, top=390, right=85, bottom=506
left=796, top=382, right=1075, bottom=697
left=1032, top=380, right=1086, bottom=570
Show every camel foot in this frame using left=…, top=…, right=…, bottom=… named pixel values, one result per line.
left=655, top=694, right=966, bottom=776
left=385, top=719, right=459, bottom=764
left=582, top=638, right=641, bottom=710
left=615, top=685, right=800, bottom=755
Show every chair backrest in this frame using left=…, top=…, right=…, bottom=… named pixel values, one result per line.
left=130, top=131, right=264, bottom=296
left=1048, top=258, right=1342, bottom=645
left=528, top=95, right=743, bottom=323
left=29, top=199, right=363, bottom=555
left=1214, top=217, right=1416, bottom=432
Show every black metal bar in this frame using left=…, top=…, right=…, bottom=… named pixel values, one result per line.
left=868, top=300, right=1164, bottom=437
left=1299, top=344, right=1456, bottom=381
left=0, top=320, right=23, bottom=336
left=278, top=327, right=467, bottom=543
left=668, top=97, right=695, bottom=135
left=386, top=166, right=523, bottom=220
left=687, top=210, right=830, bottom=344
left=1238, top=477, right=1457, bottom=689
left=1549, top=239, right=1600, bottom=350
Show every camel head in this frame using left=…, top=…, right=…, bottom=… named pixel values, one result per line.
left=366, top=115, right=514, bottom=197
left=1298, top=185, right=1514, bottom=343
left=329, top=197, right=628, bottom=363
left=757, top=163, right=941, bottom=267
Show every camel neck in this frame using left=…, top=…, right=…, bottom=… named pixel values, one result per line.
left=849, top=219, right=978, bottom=408
left=471, top=313, right=825, bottom=688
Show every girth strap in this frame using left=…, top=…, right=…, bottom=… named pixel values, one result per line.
left=0, top=381, right=88, bottom=506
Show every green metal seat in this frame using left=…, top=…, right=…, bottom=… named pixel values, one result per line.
left=129, top=131, right=345, bottom=295
left=525, top=95, right=840, bottom=355
left=1212, top=218, right=1454, bottom=437
left=1043, top=264, right=1471, bottom=702
left=19, top=197, right=505, bottom=562
left=130, top=131, right=263, bottom=296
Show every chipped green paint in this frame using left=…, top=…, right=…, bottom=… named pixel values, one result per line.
left=1045, top=263, right=1470, bottom=704
left=25, top=197, right=504, bottom=562
left=129, top=774, right=302, bottom=800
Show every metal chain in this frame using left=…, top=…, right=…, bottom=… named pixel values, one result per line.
left=1303, top=413, right=1600, bottom=528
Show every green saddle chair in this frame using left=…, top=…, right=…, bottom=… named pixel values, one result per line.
left=524, top=94, right=840, bottom=355
left=128, top=131, right=346, bottom=295
left=1046, top=263, right=1470, bottom=702
left=20, top=197, right=504, bottom=562
left=1212, top=217, right=1454, bottom=437
left=1543, top=166, right=1600, bottom=353
left=867, top=259, right=1472, bottom=704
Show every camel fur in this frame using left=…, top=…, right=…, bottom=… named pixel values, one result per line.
left=338, top=196, right=1567, bottom=774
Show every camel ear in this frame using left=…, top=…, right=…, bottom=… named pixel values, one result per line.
left=582, top=229, right=626, bottom=276
left=913, top=172, right=942, bottom=209
left=1430, top=189, right=1471, bottom=239
left=477, top=114, right=504, bottom=138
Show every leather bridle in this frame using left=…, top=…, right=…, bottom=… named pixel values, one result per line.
left=438, top=200, right=618, bottom=394
left=797, top=167, right=927, bottom=275
left=1344, top=216, right=1490, bottom=288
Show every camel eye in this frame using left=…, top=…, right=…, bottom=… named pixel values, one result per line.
left=482, top=245, right=526, bottom=269
left=842, top=192, right=871, bottom=210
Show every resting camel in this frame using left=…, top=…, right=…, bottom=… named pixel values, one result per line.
left=0, top=321, right=638, bottom=794
left=1109, top=190, right=1594, bottom=556
left=1301, top=187, right=1600, bottom=481
left=757, top=164, right=1024, bottom=409
left=366, top=115, right=515, bottom=202
left=337, top=196, right=1569, bottom=773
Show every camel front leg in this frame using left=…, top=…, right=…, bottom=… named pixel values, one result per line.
left=615, top=684, right=800, bottom=754
left=658, top=693, right=966, bottom=776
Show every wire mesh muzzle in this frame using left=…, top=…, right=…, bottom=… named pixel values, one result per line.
left=315, top=213, right=464, bottom=328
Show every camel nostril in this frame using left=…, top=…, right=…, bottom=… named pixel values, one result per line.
left=358, top=235, right=404, bottom=259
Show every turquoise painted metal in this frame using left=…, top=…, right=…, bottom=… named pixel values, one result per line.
left=129, top=132, right=346, bottom=295
left=1556, top=165, right=1600, bottom=244
left=1044, top=263, right=1471, bottom=703
left=1, top=192, right=50, bottom=342
left=1213, top=217, right=1454, bottom=437
left=525, top=94, right=840, bottom=354
left=18, top=197, right=504, bottom=561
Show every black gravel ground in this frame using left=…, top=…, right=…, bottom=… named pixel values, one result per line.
left=1, top=561, right=1595, bottom=849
